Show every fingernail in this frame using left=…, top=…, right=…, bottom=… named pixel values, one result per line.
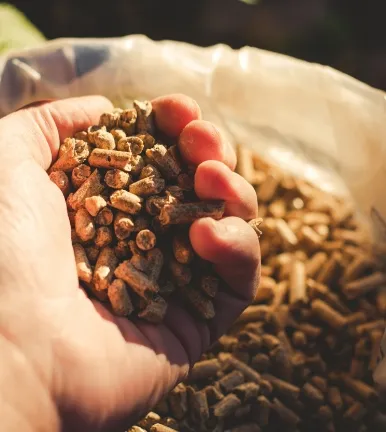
left=214, top=220, right=241, bottom=238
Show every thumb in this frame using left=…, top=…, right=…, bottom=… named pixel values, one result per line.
left=0, top=96, right=113, bottom=170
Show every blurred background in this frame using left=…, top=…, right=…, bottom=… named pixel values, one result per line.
left=2, top=0, right=386, bottom=90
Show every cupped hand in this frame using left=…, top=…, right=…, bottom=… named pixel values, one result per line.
left=0, top=94, right=260, bottom=432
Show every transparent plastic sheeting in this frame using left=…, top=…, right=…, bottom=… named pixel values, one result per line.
left=1, top=34, right=386, bottom=385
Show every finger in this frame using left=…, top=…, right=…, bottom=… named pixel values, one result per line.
left=195, top=160, right=258, bottom=220
left=164, top=299, right=211, bottom=366
left=152, top=94, right=201, bottom=137
left=179, top=120, right=236, bottom=170
left=0, top=95, right=113, bottom=169
left=209, top=291, right=250, bottom=343
left=190, top=217, right=260, bottom=301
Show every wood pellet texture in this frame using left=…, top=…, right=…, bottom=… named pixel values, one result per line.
left=49, top=101, right=226, bottom=325
left=130, top=145, right=386, bottom=431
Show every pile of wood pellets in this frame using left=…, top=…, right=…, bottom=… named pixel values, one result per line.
left=129, top=145, right=386, bottom=431
left=49, top=101, right=228, bottom=323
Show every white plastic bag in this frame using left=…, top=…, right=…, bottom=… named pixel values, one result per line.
left=1, top=34, right=386, bottom=387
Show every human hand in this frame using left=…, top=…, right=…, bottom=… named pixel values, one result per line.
left=0, top=94, right=260, bottom=431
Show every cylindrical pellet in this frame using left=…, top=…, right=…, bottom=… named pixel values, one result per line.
left=71, top=164, right=91, bottom=189
left=105, top=169, right=131, bottom=189
left=110, top=190, right=143, bottom=214
left=129, top=176, right=165, bottom=197
left=93, top=247, right=118, bottom=291
left=108, top=279, right=133, bottom=316
left=311, top=299, right=348, bottom=331
left=85, top=195, right=107, bottom=217
left=89, top=148, right=132, bottom=172
left=115, top=260, right=159, bottom=298
left=159, top=201, right=225, bottom=225
left=73, top=244, right=92, bottom=283
left=49, top=170, right=70, bottom=196
left=75, top=207, right=96, bottom=242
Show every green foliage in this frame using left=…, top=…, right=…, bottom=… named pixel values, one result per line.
left=0, top=3, right=45, bottom=54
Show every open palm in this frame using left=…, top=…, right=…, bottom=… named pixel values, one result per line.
left=0, top=95, right=260, bottom=432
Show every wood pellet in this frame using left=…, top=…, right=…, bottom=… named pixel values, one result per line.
left=49, top=101, right=225, bottom=324
left=129, top=145, right=385, bottom=431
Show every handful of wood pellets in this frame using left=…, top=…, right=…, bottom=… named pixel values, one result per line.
left=130, top=146, right=386, bottom=431
left=49, top=101, right=228, bottom=323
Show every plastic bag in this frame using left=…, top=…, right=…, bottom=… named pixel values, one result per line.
left=1, top=34, right=386, bottom=386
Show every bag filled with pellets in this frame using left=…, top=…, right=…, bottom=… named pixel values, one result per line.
left=1, top=36, right=386, bottom=431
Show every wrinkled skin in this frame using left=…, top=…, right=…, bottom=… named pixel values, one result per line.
left=0, top=94, right=260, bottom=432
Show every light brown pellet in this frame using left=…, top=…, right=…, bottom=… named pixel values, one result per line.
left=50, top=139, right=89, bottom=172
left=94, top=226, right=113, bottom=248
left=289, top=260, right=307, bottom=306
left=236, top=144, right=255, bottom=184
left=67, top=169, right=104, bottom=210
left=130, top=155, right=145, bottom=176
left=300, top=225, right=322, bottom=250
left=117, top=136, right=144, bottom=155
left=71, top=164, right=91, bottom=189
left=311, top=299, right=348, bottom=331
left=89, top=148, right=132, bottom=172
left=275, top=218, right=298, bottom=249
left=95, top=207, right=113, bottom=226
left=93, top=129, right=115, bottom=150
left=93, top=247, right=118, bottom=292
left=104, top=169, right=131, bottom=189
left=135, top=229, right=156, bottom=251
left=316, top=251, right=342, bottom=285
left=257, top=172, right=280, bottom=202
left=114, top=212, right=135, bottom=240
left=110, top=190, right=143, bottom=214
left=59, top=137, right=76, bottom=157
left=305, top=251, right=328, bottom=278
left=85, top=195, right=107, bottom=217
left=108, top=279, right=133, bottom=317
left=119, top=108, right=137, bottom=135
left=140, top=164, right=162, bottom=180
left=73, top=244, right=92, bottom=283
left=110, top=128, right=126, bottom=143
left=49, top=170, right=70, bottom=196
left=75, top=207, right=96, bottom=242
